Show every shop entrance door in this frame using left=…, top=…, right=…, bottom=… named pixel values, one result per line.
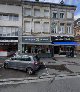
left=54, top=46, right=59, bottom=54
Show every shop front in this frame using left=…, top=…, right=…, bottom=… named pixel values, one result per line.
left=22, top=37, right=53, bottom=58
left=0, top=37, right=18, bottom=56
left=51, top=36, right=76, bottom=57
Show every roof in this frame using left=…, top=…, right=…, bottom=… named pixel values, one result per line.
left=0, top=0, right=76, bottom=9
left=23, top=0, right=76, bottom=8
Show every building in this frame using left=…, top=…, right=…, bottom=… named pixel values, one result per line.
left=74, top=18, right=80, bottom=52
left=50, top=1, right=76, bottom=56
left=0, top=0, right=76, bottom=57
left=19, top=0, right=76, bottom=57
left=0, top=1, right=22, bottom=56
left=20, top=1, right=51, bottom=57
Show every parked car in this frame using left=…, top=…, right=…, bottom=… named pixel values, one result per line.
left=4, top=54, right=41, bottom=75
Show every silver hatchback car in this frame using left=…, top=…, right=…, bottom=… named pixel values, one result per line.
left=4, top=55, right=40, bottom=75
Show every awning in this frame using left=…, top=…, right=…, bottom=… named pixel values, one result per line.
left=52, top=42, right=79, bottom=46
left=22, top=42, right=53, bottom=45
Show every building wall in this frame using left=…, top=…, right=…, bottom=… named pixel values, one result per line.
left=0, top=4, right=22, bottom=27
left=51, top=5, right=75, bottom=37
left=23, top=4, right=50, bottom=37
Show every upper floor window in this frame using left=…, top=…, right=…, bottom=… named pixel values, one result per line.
left=77, top=21, right=80, bottom=25
left=67, top=24, right=72, bottom=34
left=44, top=10, right=49, bottom=17
left=0, top=27, right=3, bottom=36
left=43, top=22, right=49, bottom=32
left=60, top=12, right=64, bottom=18
left=24, top=21, right=31, bottom=33
left=2, top=14, right=9, bottom=21
left=34, top=21, right=41, bottom=32
left=0, top=26, right=18, bottom=36
left=0, top=13, right=19, bottom=21
left=34, top=9, right=40, bottom=17
left=59, top=23, right=65, bottom=33
left=24, top=8, right=31, bottom=16
left=53, top=11, right=57, bottom=18
left=67, top=12, right=73, bottom=19
left=51, top=23, right=57, bottom=33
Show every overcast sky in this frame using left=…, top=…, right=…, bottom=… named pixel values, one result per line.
left=29, top=0, right=80, bottom=20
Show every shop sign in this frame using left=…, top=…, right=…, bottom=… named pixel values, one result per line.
left=51, top=36, right=74, bottom=42
left=0, top=40, right=18, bottom=42
left=22, top=37, right=50, bottom=43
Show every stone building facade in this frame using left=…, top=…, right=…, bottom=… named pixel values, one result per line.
left=19, top=1, right=76, bottom=57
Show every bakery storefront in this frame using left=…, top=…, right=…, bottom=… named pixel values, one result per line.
left=22, top=37, right=53, bottom=58
left=51, top=36, right=76, bottom=57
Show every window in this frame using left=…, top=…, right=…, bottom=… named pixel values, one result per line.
left=59, top=23, right=65, bottom=33
left=9, top=15, right=12, bottom=21
left=34, top=9, right=40, bottom=17
left=53, top=11, right=57, bottom=18
left=13, top=15, right=19, bottom=21
left=0, top=26, right=19, bottom=36
left=60, top=12, right=64, bottom=18
left=77, top=21, right=80, bottom=25
left=0, top=14, right=2, bottom=20
left=34, top=22, right=41, bottom=32
left=7, top=27, right=11, bottom=36
left=24, top=21, right=31, bottom=33
left=15, top=28, right=18, bottom=36
left=67, top=12, right=72, bottom=18
left=67, top=24, right=72, bottom=34
left=3, top=27, right=7, bottom=36
left=0, top=27, right=3, bottom=36
left=21, top=57, right=31, bottom=61
left=11, top=28, right=16, bottom=36
left=44, top=10, right=49, bottom=17
left=2, top=14, right=9, bottom=21
left=24, top=8, right=31, bottom=16
left=51, top=23, right=57, bottom=33
left=43, top=22, right=49, bottom=33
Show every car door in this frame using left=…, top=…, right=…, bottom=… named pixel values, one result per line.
left=17, top=57, right=32, bottom=70
left=8, top=57, right=19, bottom=69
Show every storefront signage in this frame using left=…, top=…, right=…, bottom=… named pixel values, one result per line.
left=0, top=37, right=18, bottom=42
left=0, top=40, right=18, bottom=42
left=51, top=36, right=74, bottom=42
left=22, top=37, right=50, bottom=43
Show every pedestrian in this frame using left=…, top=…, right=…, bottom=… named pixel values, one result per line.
left=35, top=53, right=40, bottom=61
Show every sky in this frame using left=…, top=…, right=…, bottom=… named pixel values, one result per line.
left=30, top=0, right=80, bottom=20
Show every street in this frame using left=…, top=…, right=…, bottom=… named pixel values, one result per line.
left=1, top=56, right=80, bottom=79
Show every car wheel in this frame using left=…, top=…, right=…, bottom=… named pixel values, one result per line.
left=27, top=68, right=33, bottom=75
left=4, top=63, right=8, bottom=69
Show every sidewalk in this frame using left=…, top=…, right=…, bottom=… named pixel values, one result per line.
left=41, top=56, right=80, bottom=74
